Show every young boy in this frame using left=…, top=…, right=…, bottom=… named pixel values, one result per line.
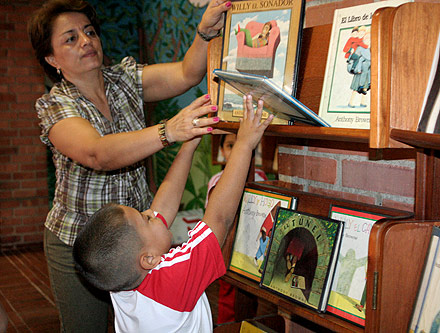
left=73, top=95, right=273, bottom=332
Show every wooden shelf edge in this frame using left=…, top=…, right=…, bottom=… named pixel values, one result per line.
left=222, top=271, right=363, bottom=333
left=390, top=128, right=440, bottom=150
left=213, top=121, right=370, bottom=143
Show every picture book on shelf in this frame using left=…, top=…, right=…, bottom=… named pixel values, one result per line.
left=240, top=319, right=278, bottom=333
left=229, top=187, right=297, bottom=282
left=260, top=208, right=343, bottom=312
left=409, top=225, right=440, bottom=333
left=318, top=0, right=413, bottom=129
left=217, top=0, right=305, bottom=125
left=326, top=206, right=388, bottom=327
left=214, top=69, right=331, bottom=127
left=417, top=32, right=440, bottom=134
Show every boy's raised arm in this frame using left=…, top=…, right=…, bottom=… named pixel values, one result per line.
left=149, top=137, right=201, bottom=227
left=204, top=95, right=273, bottom=246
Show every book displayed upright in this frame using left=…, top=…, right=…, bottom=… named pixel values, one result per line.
left=260, top=208, right=344, bottom=312
left=326, top=206, right=388, bottom=327
left=229, top=187, right=297, bottom=282
left=217, top=0, right=305, bottom=125
left=318, top=0, right=412, bottom=129
left=409, top=226, right=440, bottom=333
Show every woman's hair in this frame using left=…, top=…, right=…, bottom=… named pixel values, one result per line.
left=27, top=0, right=101, bottom=83
left=73, top=203, right=144, bottom=292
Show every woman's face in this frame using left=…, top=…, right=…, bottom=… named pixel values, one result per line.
left=45, top=12, right=103, bottom=80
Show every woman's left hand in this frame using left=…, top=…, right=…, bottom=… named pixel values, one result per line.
left=165, top=94, right=219, bottom=143
left=198, top=0, right=232, bottom=38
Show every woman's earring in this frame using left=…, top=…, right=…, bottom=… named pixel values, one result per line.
left=57, top=68, right=61, bottom=76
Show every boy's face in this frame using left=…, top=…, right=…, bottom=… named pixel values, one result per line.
left=122, top=206, right=172, bottom=256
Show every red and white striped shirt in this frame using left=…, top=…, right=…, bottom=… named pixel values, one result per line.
left=110, top=221, right=225, bottom=332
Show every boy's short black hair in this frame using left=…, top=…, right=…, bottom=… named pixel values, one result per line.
left=73, top=203, right=144, bottom=292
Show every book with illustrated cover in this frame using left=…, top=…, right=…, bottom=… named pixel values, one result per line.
left=409, top=226, right=440, bottom=333
left=229, top=187, right=297, bottom=282
left=214, top=69, right=330, bottom=127
left=217, top=0, right=305, bottom=125
left=240, top=320, right=278, bottom=333
left=326, top=206, right=388, bottom=327
left=417, top=32, right=440, bottom=134
left=260, top=207, right=343, bottom=312
left=318, top=0, right=413, bottom=128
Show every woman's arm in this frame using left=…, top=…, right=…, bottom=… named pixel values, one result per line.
left=142, top=0, right=231, bottom=102
left=48, top=95, right=215, bottom=171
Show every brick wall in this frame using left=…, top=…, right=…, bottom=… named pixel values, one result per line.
left=277, top=145, right=415, bottom=212
left=0, top=0, right=47, bottom=250
left=0, top=0, right=418, bottom=250
left=275, top=0, right=418, bottom=213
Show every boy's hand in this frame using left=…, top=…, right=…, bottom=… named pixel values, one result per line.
left=236, top=94, right=273, bottom=151
left=203, top=94, right=272, bottom=246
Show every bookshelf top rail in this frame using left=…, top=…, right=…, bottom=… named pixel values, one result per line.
left=214, top=121, right=370, bottom=143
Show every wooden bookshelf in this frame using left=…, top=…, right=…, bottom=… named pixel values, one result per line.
left=208, top=3, right=440, bottom=332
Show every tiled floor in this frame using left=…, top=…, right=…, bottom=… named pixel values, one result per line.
left=0, top=246, right=219, bottom=332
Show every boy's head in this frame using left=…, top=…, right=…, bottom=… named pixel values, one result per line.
left=73, top=203, right=171, bottom=291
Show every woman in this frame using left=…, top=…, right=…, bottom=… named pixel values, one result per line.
left=27, top=0, right=231, bottom=331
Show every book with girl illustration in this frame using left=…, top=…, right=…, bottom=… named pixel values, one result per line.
left=217, top=0, right=305, bottom=124
left=318, top=0, right=412, bottom=128
left=229, top=186, right=297, bottom=282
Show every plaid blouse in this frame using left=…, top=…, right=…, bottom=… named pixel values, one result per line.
left=37, top=57, right=153, bottom=246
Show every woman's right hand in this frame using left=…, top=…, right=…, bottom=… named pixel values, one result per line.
left=165, top=94, right=220, bottom=143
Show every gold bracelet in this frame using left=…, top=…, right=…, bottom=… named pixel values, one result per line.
left=196, top=24, right=221, bottom=42
left=158, top=119, right=173, bottom=147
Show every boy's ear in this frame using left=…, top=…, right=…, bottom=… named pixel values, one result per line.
left=139, top=253, right=161, bottom=270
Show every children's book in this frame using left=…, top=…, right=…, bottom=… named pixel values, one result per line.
left=326, top=205, right=388, bottom=327
left=217, top=0, right=305, bottom=125
left=229, top=187, right=297, bottom=282
left=240, top=320, right=278, bottom=333
left=318, top=0, right=413, bottom=128
left=260, top=207, right=343, bottom=312
left=409, top=226, right=440, bottom=333
left=214, top=69, right=330, bottom=127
